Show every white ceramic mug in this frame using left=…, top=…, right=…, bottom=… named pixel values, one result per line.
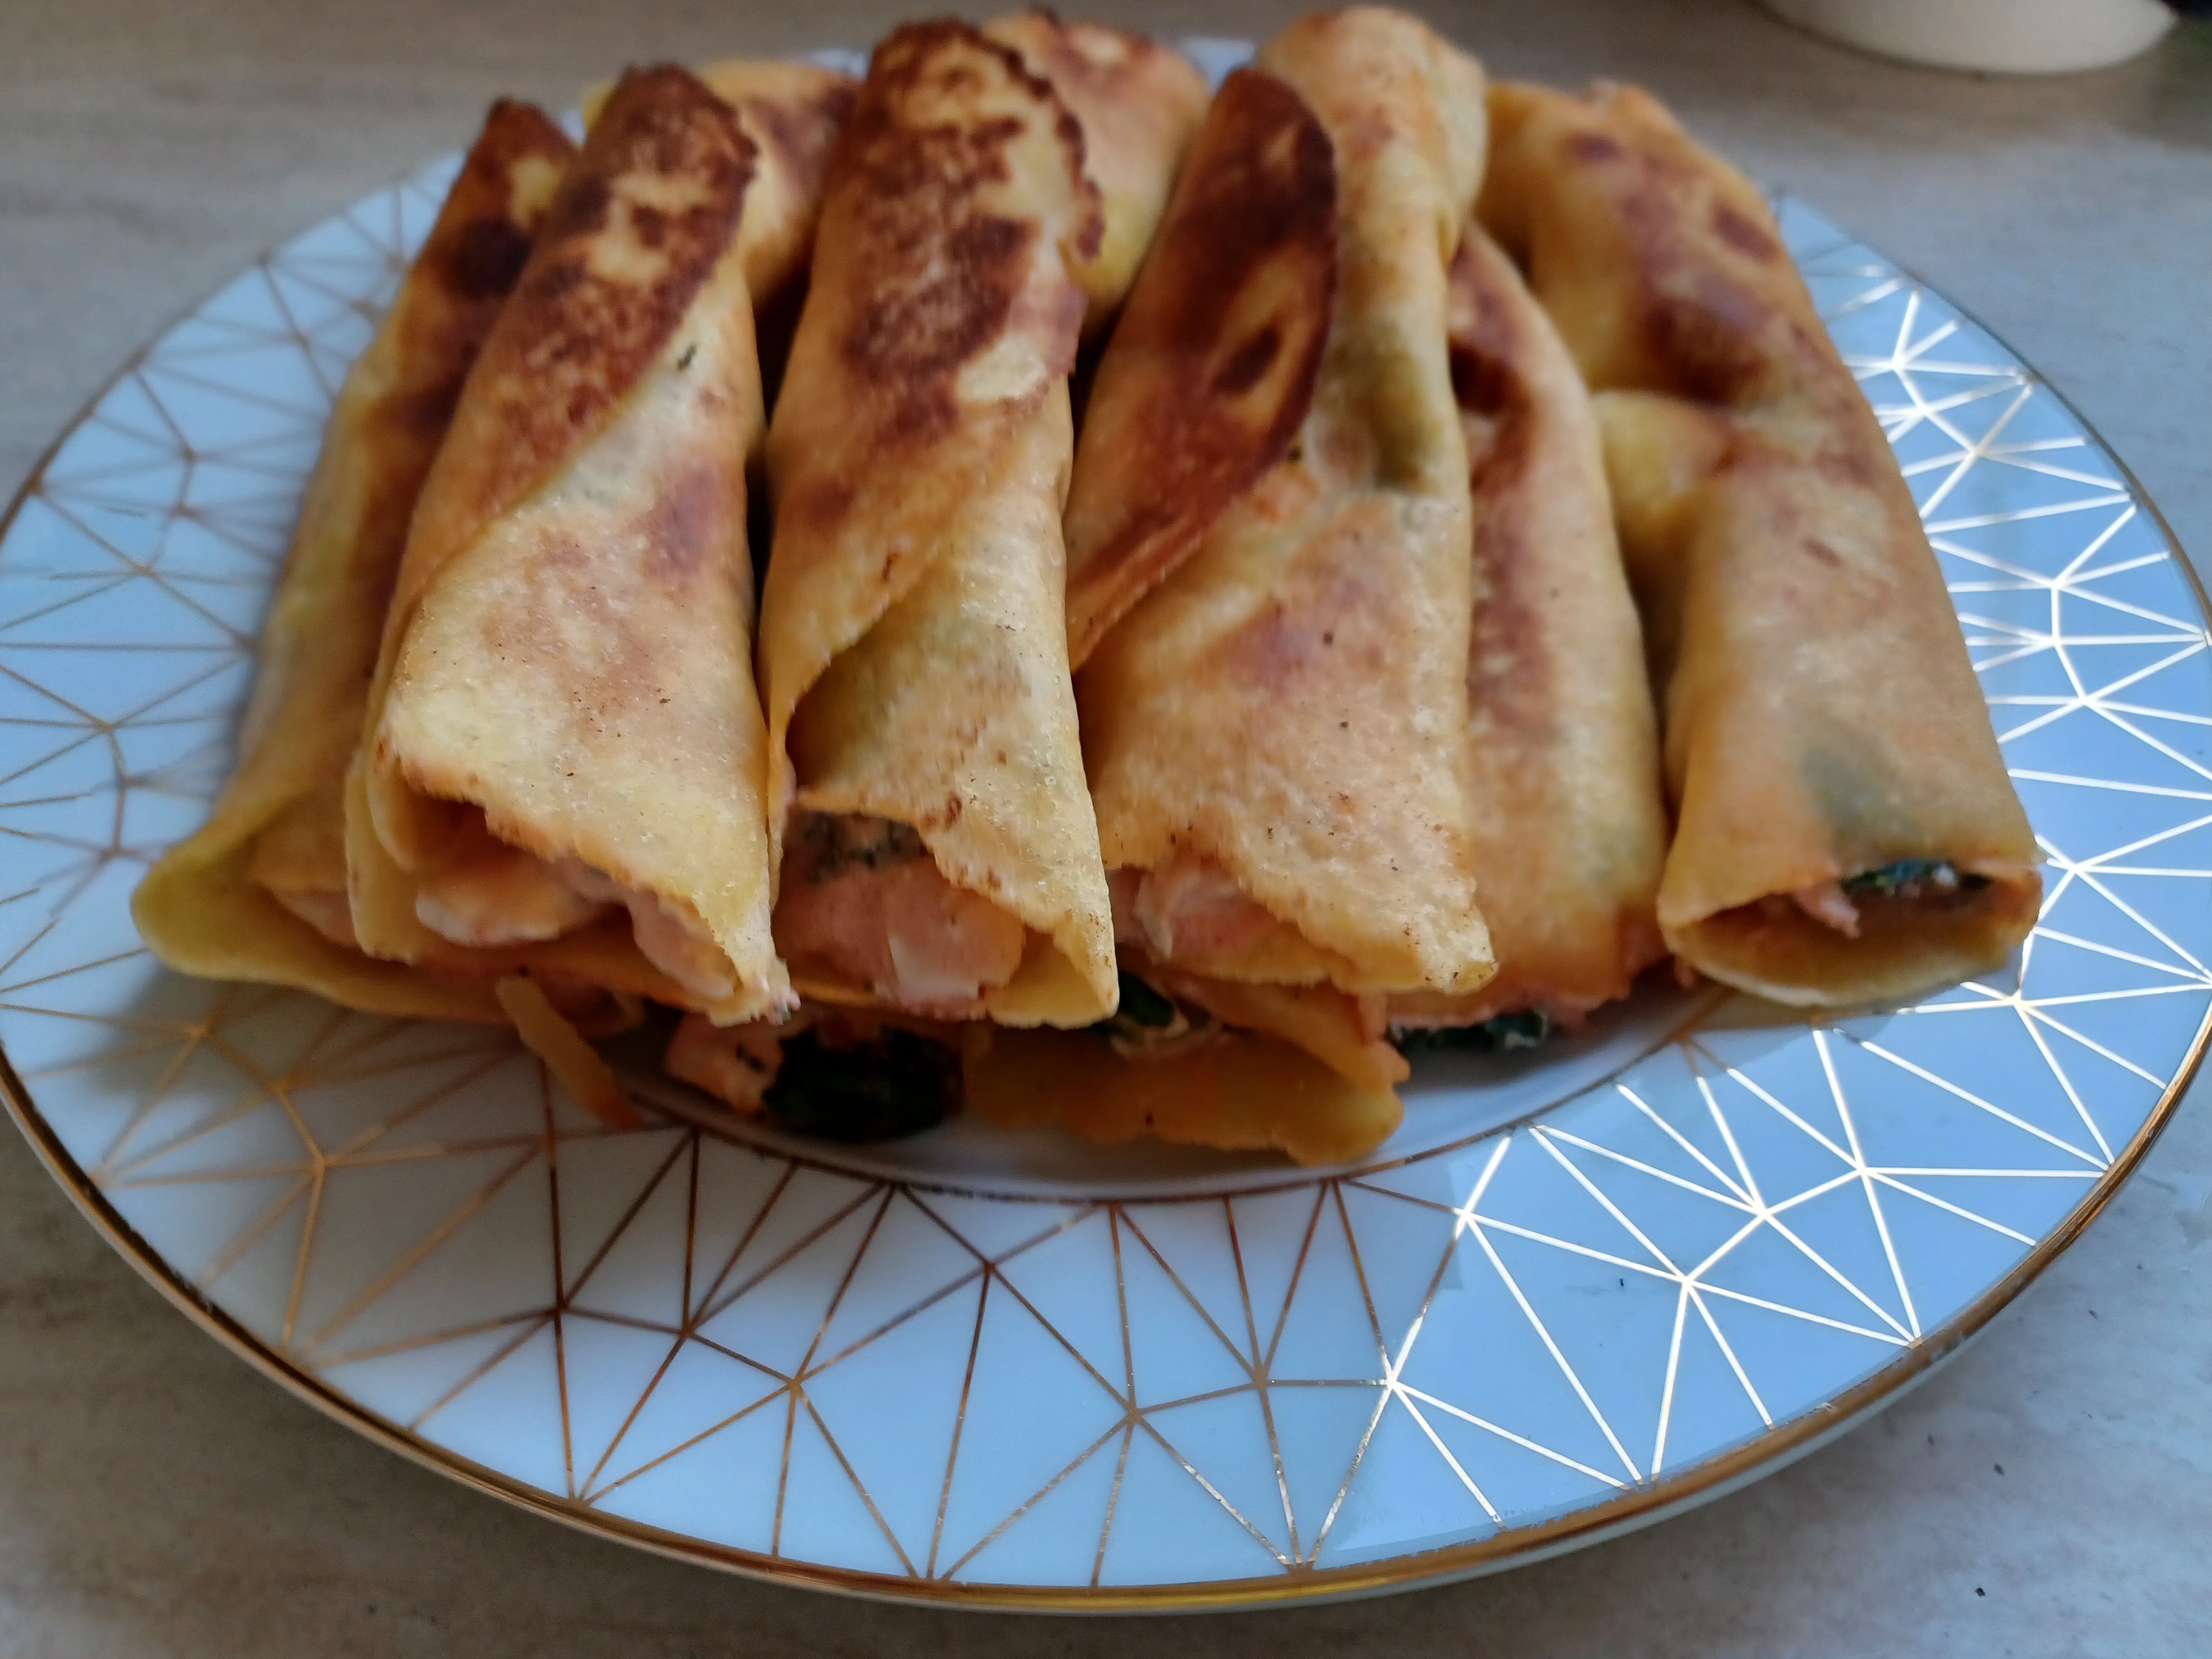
left=1760, top=0, right=2177, bottom=73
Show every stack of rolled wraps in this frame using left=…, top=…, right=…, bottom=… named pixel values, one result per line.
left=136, top=7, right=2039, bottom=1166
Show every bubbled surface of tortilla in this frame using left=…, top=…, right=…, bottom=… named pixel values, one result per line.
left=1062, top=66, right=1339, bottom=666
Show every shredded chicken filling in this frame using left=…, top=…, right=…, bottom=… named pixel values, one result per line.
left=1788, top=880, right=1863, bottom=939
left=1109, top=851, right=1300, bottom=963
left=774, top=812, right=1025, bottom=1017
left=558, top=860, right=737, bottom=1003
left=268, top=886, right=359, bottom=950
left=409, top=809, right=735, bottom=1001
left=665, top=1010, right=786, bottom=1114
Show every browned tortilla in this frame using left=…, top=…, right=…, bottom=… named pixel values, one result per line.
left=1390, top=223, right=1670, bottom=1031
left=1480, top=79, right=2038, bottom=1007
left=132, top=101, right=575, bottom=1022
left=691, top=61, right=858, bottom=307
left=758, top=20, right=1119, bottom=1027
left=349, top=65, right=797, bottom=1024
left=983, top=12, right=1209, bottom=332
left=964, top=1024, right=1403, bottom=1169
left=1062, top=66, right=1339, bottom=666
left=584, top=59, right=858, bottom=342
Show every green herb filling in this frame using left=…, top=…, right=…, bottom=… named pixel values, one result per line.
left=1395, top=1006, right=1552, bottom=1057
left=1842, top=859, right=1989, bottom=899
left=761, top=1027, right=960, bottom=1142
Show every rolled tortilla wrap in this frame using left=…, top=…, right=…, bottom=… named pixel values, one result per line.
left=1389, top=221, right=1669, bottom=1034
left=1479, top=79, right=2039, bottom=1008
left=349, top=65, right=802, bottom=1025
left=132, top=101, right=576, bottom=1022
left=1066, top=9, right=1494, bottom=1092
left=759, top=20, right=1131, bottom=1027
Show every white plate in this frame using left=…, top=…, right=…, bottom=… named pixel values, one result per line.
left=3, top=50, right=2207, bottom=1609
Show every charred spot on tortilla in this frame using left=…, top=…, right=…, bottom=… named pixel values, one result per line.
left=688, top=60, right=860, bottom=400
left=1710, top=201, right=1783, bottom=263
left=1213, top=325, right=1285, bottom=396
left=447, top=216, right=536, bottom=300
left=459, top=66, right=757, bottom=531
left=638, top=465, right=726, bottom=586
left=826, top=21, right=1095, bottom=445
left=744, top=75, right=859, bottom=201
left=377, top=102, right=574, bottom=445
left=844, top=213, right=1038, bottom=387
left=981, top=13, right=1208, bottom=333
left=1638, top=284, right=1777, bottom=405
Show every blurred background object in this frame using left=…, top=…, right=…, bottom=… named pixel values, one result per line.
left=1760, top=0, right=2179, bottom=72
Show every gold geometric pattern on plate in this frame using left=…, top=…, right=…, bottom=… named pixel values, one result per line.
left=2, top=116, right=2206, bottom=1605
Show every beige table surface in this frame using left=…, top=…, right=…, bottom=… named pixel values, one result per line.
left=3, top=2, right=2208, bottom=1653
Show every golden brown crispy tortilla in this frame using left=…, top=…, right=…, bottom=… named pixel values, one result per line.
left=132, top=102, right=575, bottom=1022
left=982, top=12, right=1209, bottom=333
left=1072, top=9, right=1495, bottom=1013
left=497, top=975, right=638, bottom=1126
left=1480, top=80, right=2038, bottom=1007
left=1139, top=959, right=1408, bottom=1093
left=1390, top=222, right=1670, bottom=1032
left=1062, top=65, right=1339, bottom=666
left=964, top=1024, right=1402, bottom=1168
left=758, top=20, right=1120, bottom=1027
left=349, top=65, right=798, bottom=1025
left=585, top=60, right=856, bottom=303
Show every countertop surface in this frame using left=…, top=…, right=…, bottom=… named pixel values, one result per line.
left=2, top=2, right=2208, bottom=1654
